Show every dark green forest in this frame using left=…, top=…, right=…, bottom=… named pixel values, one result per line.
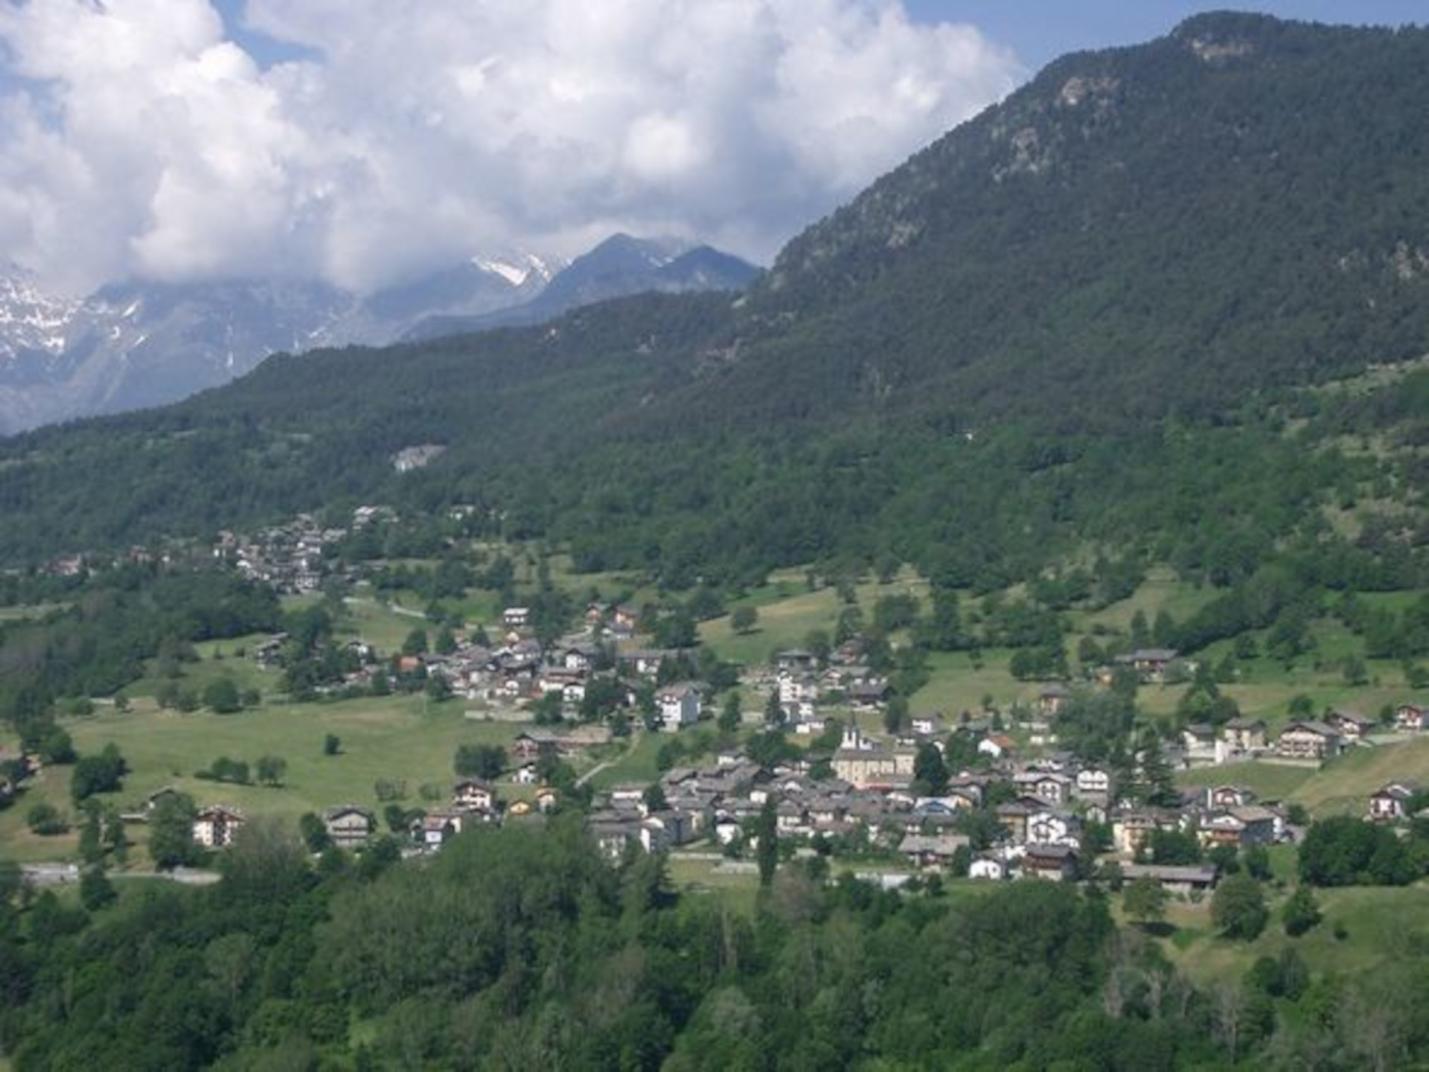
left=4, top=819, right=1426, bottom=1071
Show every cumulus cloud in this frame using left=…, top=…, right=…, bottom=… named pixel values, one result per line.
left=0, top=0, right=1022, bottom=294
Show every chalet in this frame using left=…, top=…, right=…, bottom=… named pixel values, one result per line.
left=323, top=805, right=375, bottom=849
left=1204, top=785, right=1255, bottom=810
left=561, top=644, right=599, bottom=672
left=1014, top=771, right=1072, bottom=806
left=590, top=815, right=641, bottom=861
left=619, top=650, right=674, bottom=678
left=1112, top=808, right=1180, bottom=856
left=776, top=799, right=808, bottom=835
left=1022, top=843, right=1079, bottom=882
left=502, top=607, right=531, bottom=629
left=899, top=833, right=970, bottom=870
left=775, top=650, right=817, bottom=674
left=656, top=683, right=701, bottom=731
left=1275, top=720, right=1343, bottom=761
left=978, top=734, right=1017, bottom=760
left=1075, top=767, right=1111, bottom=799
left=512, top=732, right=548, bottom=762
left=848, top=681, right=892, bottom=709
left=609, top=784, right=647, bottom=806
left=512, top=763, right=539, bottom=785
left=1200, top=805, right=1277, bottom=848
left=909, top=713, right=946, bottom=737
left=143, top=786, right=183, bottom=815
left=417, top=813, right=459, bottom=850
left=192, top=805, right=245, bottom=848
left=1038, top=684, right=1071, bottom=718
left=1368, top=782, right=1418, bottom=823
left=536, top=786, right=559, bottom=813
left=1220, top=718, right=1268, bottom=757
left=1121, top=863, right=1218, bottom=896
left=453, top=779, right=496, bottom=812
left=968, top=856, right=1008, bottom=881
left=1027, top=809, right=1081, bottom=847
left=538, top=668, right=587, bottom=703
left=778, top=673, right=819, bottom=707
left=995, top=800, right=1035, bottom=844
left=1395, top=702, right=1429, bottom=732
left=1327, top=709, right=1377, bottom=742
left=1115, top=648, right=1180, bottom=682
left=1180, top=723, right=1219, bottom=766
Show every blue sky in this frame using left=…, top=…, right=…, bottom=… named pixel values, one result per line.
left=903, top=2, right=1426, bottom=69
left=216, top=2, right=1429, bottom=74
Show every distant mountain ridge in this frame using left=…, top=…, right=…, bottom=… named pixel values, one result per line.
left=403, top=235, right=759, bottom=340
left=0, top=237, right=755, bottom=434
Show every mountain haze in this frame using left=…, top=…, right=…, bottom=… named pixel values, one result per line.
left=0, top=237, right=753, bottom=434
left=1, top=13, right=1426, bottom=593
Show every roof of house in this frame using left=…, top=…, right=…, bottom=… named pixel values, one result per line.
left=1281, top=720, right=1340, bottom=737
left=1122, top=863, right=1217, bottom=884
left=898, top=833, right=970, bottom=856
left=195, top=804, right=244, bottom=820
left=1330, top=708, right=1376, bottom=726
left=323, top=804, right=375, bottom=822
left=1024, top=843, right=1078, bottom=861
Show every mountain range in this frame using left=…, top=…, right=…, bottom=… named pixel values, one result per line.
left=0, top=12, right=1426, bottom=595
left=0, top=236, right=757, bottom=435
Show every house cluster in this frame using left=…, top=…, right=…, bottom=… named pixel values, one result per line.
left=419, top=608, right=708, bottom=731
left=137, top=775, right=562, bottom=858
left=1175, top=705, right=1413, bottom=770
left=1096, top=648, right=1197, bottom=685
left=214, top=513, right=349, bottom=594
left=582, top=710, right=1307, bottom=894
left=766, top=647, right=891, bottom=731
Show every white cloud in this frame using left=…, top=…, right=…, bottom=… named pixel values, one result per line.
left=0, top=0, right=1022, bottom=294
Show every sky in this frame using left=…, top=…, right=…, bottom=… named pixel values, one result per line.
left=0, top=1, right=1420, bottom=296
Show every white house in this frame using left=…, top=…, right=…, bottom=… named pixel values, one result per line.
left=656, top=683, right=701, bottom=731
left=192, top=805, right=244, bottom=848
left=969, top=856, right=1008, bottom=881
left=1075, top=767, right=1111, bottom=798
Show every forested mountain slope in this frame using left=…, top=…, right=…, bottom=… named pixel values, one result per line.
left=1, top=13, right=1426, bottom=593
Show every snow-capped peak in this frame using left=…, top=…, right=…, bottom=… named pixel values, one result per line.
left=472, top=251, right=560, bottom=288
left=0, top=267, right=85, bottom=359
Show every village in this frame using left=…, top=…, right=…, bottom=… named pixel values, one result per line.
left=7, top=505, right=1427, bottom=904
left=140, top=592, right=1429, bottom=899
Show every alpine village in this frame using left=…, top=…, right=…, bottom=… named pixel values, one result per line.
left=4, top=11, right=1429, bottom=1072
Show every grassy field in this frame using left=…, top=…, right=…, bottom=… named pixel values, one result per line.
left=0, top=602, right=64, bottom=622
left=1074, top=566, right=1219, bottom=635
left=1176, top=761, right=1318, bottom=803
left=1158, top=882, right=1429, bottom=985
left=1177, top=737, right=1429, bottom=814
left=910, top=649, right=1026, bottom=716
left=340, top=596, right=432, bottom=654
left=1289, top=737, right=1429, bottom=814
left=0, top=695, right=537, bottom=864
left=585, top=731, right=667, bottom=791
left=700, top=569, right=929, bottom=666
left=118, top=633, right=279, bottom=702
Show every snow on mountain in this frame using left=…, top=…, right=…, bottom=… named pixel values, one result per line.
left=0, top=238, right=747, bottom=435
